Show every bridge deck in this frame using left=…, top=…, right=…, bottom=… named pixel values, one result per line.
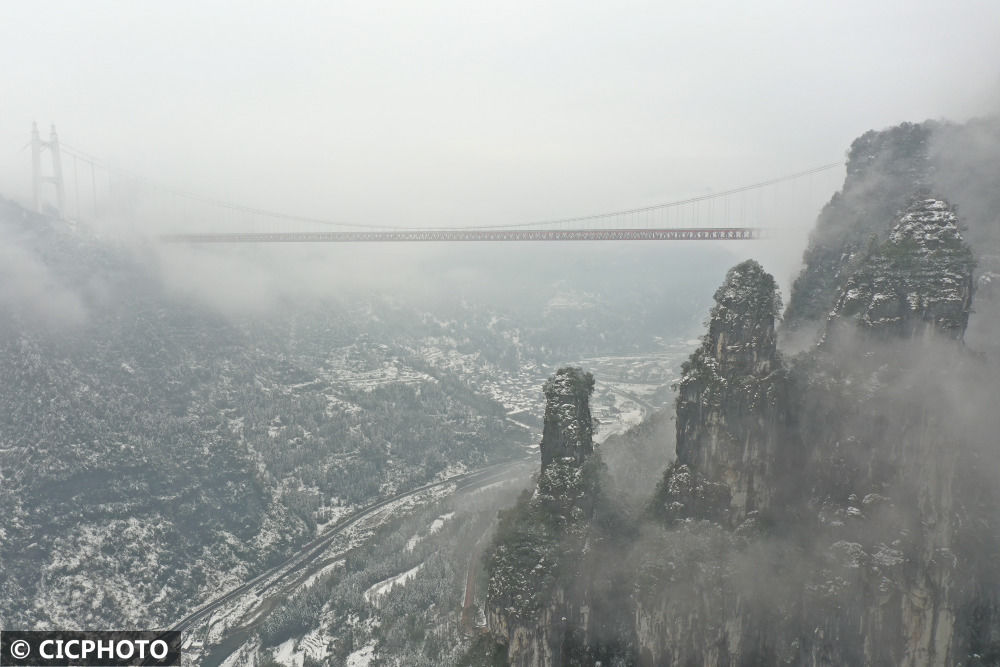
left=160, top=227, right=761, bottom=243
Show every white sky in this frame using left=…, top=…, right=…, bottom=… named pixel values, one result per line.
left=2, top=0, right=1000, bottom=229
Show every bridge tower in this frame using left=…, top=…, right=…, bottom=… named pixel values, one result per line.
left=31, top=122, right=66, bottom=218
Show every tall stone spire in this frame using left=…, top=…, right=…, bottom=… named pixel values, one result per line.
left=539, top=366, right=595, bottom=471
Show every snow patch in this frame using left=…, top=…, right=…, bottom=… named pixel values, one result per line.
left=346, top=642, right=375, bottom=667
left=429, top=512, right=455, bottom=534
left=273, top=638, right=303, bottom=667
left=364, top=564, right=424, bottom=604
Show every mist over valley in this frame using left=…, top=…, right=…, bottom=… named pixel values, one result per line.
left=3, top=3, right=1000, bottom=666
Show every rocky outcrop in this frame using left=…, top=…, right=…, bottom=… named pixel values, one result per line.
left=785, top=122, right=935, bottom=329
left=828, top=197, right=974, bottom=341
left=539, top=367, right=595, bottom=471
left=699, top=259, right=781, bottom=377
left=790, top=197, right=982, bottom=664
left=635, top=236, right=992, bottom=666
left=649, top=462, right=731, bottom=526
left=484, top=367, right=604, bottom=667
left=671, top=260, right=792, bottom=520
left=481, top=119, right=1000, bottom=667
left=786, top=117, right=999, bottom=338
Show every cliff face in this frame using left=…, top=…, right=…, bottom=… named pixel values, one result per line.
left=634, top=198, right=993, bottom=665
left=789, top=196, right=985, bottom=665
left=828, top=197, right=974, bottom=341
left=481, top=118, right=1000, bottom=667
left=669, top=260, right=791, bottom=520
left=637, top=262, right=797, bottom=667
left=785, top=122, right=935, bottom=328
left=484, top=367, right=607, bottom=667
left=540, top=367, right=596, bottom=471
left=787, top=117, right=999, bottom=336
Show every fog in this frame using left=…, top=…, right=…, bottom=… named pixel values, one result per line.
left=0, top=230, right=87, bottom=329
left=5, top=3, right=1000, bottom=664
left=3, top=1, right=1000, bottom=234
left=4, top=2, right=998, bottom=321
left=534, top=113, right=1000, bottom=663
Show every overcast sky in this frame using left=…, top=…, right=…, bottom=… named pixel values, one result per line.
left=2, top=0, right=1000, bottom=230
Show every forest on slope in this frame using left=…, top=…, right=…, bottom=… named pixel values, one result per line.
left=0, top=196, right=733, bottom=636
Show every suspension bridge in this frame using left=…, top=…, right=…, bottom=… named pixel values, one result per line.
left=25, top=123, right=843, bottom=243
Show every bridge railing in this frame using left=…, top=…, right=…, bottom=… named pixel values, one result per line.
left=159, top=227, right=764, bottom=243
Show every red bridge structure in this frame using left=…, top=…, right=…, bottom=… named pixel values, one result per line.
left=29, top=126, right=842, bottom=244
left=160, top=227, right=762, bottom=243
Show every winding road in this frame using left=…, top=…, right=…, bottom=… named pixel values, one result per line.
left=172, top=458, right=533, bottom=665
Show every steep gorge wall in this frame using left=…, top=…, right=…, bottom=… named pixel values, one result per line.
left=484, top=367, right=604, bottom=667
left=788, top=194, right=986, bottom=665
left=637, top=120, right=995, bottom=666
left=670, top=259, right=792, bottom=521
left=482, top=117, right=1000, bottom=667
left=634, top=195, right=986, bottom=666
